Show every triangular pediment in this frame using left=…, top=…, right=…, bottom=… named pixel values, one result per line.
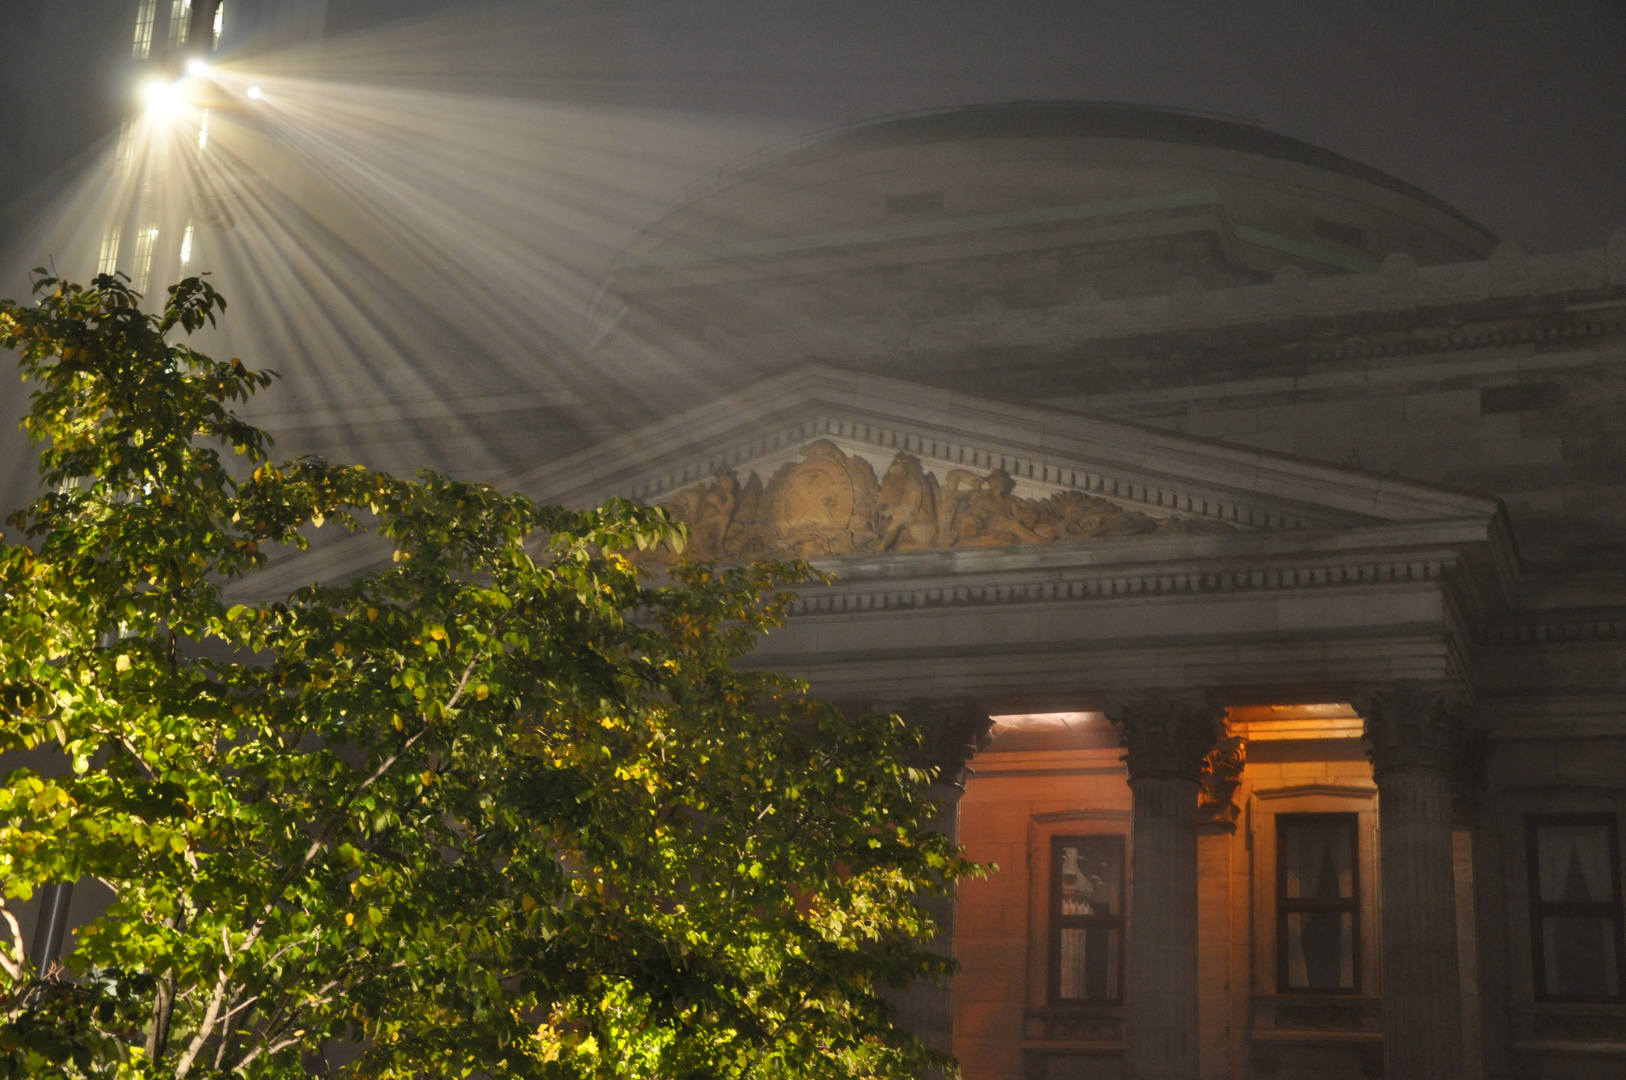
left=504, top=364, right=1503, bottom=563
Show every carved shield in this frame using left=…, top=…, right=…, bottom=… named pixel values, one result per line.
left=763, top=440, right=880, bottom=556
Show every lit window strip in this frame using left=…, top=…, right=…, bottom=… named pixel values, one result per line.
left=132, top=226, right=160, bottom=294
left=179, top=223, right=195, bottom=268
left=114, top=119, right=137, bottom=178
left=132, top=0, right=158, bottom=59
left=168, top=0, right=192, bottom=49
left=212, top=1, right=225, bottom=49
left=98, top=227, right=122, bottom=276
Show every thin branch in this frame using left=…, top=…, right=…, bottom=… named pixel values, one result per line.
left=0, top=906, right=25, bottom=980
left=233, top=1030, right=305, bottom=1072
left=215, top=988, right=245, bottom=1070
left=119, top=737, right=159, bottom=781
left=220, top=993, right=261, bottom=1024
left=173, top=932, right=234, bottom=1077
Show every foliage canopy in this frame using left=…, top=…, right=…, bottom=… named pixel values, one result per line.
left=0, top=272, right=974, bottom=1079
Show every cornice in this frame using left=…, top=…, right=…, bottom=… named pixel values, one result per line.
left=503, top=363, right=1506, bottom=532
left=1482, top=609, right=1626, bottom=647
left=782, top=543, right=1471, bottom=619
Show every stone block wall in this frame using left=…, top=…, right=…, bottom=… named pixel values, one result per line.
left=1041, top=333, right=1626, bottom=565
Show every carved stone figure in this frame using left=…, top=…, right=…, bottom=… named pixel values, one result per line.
left=875, top=452, right=940, bottom=551
left=941, top=469, right=1046, bottom=546
left=1036, top=489, right=1159, bottom=540
left=643, top=441, right=1230, bottom=564
left=693, top=469, right=739, bottom=555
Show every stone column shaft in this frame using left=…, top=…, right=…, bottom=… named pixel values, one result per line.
left=1361, top=684, right=1466, bottom=1080
left=1129, top=775, right=1200, bottom=1078
left=1111, top=694, right=1221, bottom=1080
left=888, top=782, right=962, bottom=1055
left=888, top=700, right=990, bottom=1058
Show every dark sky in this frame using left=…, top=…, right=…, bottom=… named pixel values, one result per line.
left=3, top=0, right=1624, bottom=255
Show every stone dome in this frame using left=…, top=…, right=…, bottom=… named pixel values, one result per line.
left=595, top=101, right=1496, bottom=358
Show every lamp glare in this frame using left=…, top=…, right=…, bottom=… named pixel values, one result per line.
left=185, top=58, right=209, bottom=76
left=142, top=79, right=183, bottom=117
left=246, top=86, right=263, bottom=100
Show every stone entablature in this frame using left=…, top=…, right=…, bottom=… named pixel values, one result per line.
left=776, top=535, right=1472, bottom=618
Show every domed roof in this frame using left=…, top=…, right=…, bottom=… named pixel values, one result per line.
left=597, top=101, right=1496, bottom=359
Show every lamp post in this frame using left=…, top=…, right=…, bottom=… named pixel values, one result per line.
left=30, top=882, right=74, bottom=977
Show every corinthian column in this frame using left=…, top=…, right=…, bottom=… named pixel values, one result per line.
left=1358, top=684, right=1466, bottom=1080
left=1109, top=693, right=1222, bottom=1080
left=888, top=699, right=992, bottom=1055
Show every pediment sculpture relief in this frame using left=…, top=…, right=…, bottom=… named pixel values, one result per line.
left=649, top=439, right=1229, bottom=562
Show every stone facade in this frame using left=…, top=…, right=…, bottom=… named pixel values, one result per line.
left=487, top=352, right=1626, bottom=1080
left=248, top=103, right=1626, bottom=1080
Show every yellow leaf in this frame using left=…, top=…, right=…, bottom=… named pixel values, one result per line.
left=475, top=684, right=489, bottom=701
left=333, top=642, right=345, bottom=657
left=392, top=714, right=403, bottom=731
left=429, top=627, right=446, bottom=641
left=115, top=654, right=131, bottom=672
left=345, top=912, right=354, bottom=927
left=367, top=607, right=378, bottom=622
left=420, top=771, right=434, bottom=786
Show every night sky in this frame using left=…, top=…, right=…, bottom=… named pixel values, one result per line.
left=2, top=0, right=1623, bottom=256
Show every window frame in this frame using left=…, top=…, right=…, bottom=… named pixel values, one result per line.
left=1526, top=812, right=1626, bottom=1003
left=1046, top=833, right=1125, bottom=1006
left=1275, top=811, right=1362, bottom=996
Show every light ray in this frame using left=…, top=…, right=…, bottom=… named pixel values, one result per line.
left=3, top=5, right=798, bottom=495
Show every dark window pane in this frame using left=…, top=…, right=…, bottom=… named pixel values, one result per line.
left=1284, top=911, right=1356, bottom=990
left=1542, top=916, right=1621, bottom=997
left=1050, top=835, right=1124, bottom=1005
left=1058, top=838, right=1122, bottom=916
left=1535, top=823, right=1614, bottom=904
left=1057, top=927, right=1119, bottom=1001
left=1528, top=815, right=1626, bottom=1001
left=1282, top=819, right=1354, bottom=900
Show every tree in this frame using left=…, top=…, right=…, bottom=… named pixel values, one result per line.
left=0, top=272, right=975, bottom=1079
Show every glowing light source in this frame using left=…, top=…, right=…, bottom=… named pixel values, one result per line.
left=245, top=86, right=263, bottom=100
left=186, top=58, right=209, bottom=76
left=142, top=78, right=184, bottom=116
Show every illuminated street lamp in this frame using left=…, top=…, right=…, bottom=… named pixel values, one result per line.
left=141, top=77, right=185, bottom=118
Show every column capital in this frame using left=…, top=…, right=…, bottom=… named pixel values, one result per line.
left=892, top=698, right=993, bottom=789
left=1353, top=682, right=1468, bottom=777
left=1197, top=728, right=1247, bottom=831
left=1107, top=692, right=1224, bottom=784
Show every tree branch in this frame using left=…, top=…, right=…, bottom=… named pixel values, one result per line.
left=0, top=905, right=25, bottom=980
left=173, top=958, right=232, bottom=1078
